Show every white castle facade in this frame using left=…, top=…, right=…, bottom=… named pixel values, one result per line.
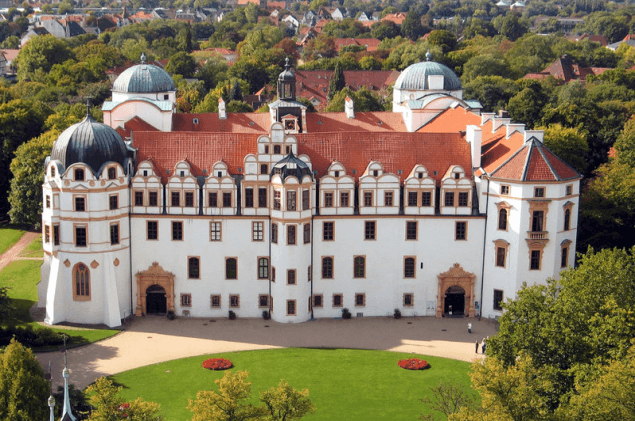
left=38, top=56, right=581, bottom=327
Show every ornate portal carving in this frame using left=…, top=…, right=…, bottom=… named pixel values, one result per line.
left=436, top=263, right=476, bottom=318
left=135, top=262, right=175, bottom=316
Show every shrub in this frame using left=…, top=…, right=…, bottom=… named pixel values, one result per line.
left=0, top=325, right=69, bottom=348
left=229, top=310, right=236, bottom=320
left=166, top=310, right=175, bottom=320
left=341, top=308, right=352, bottom=319
left=393, top=309, right=402, bottom=319
left=262, top=310, right=270, bottom=320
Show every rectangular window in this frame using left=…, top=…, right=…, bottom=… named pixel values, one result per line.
left=147, top=221, right=158, bottom=240
left=287, top=191, right=296, bottom=210
left=222, top=192, right=232, bottom=207
left=109, top=195, right=118, bottom=210
left=134, top=191, right=144, bottom=206
left=258, top=257, right=269, bottom=279
left=566, top=185, right=573, bottom=196
left=404, top=293, right=413, bottom=307
left=211, top=295, right=221, bottom=308
left=75, top=197, right=85, bottom=212
left=355, top=293, right=365, bottom=307
left=259, top=294, right=270, bottom=308
left=149, top=191, right=158, bottom=207
left=181, top=293, right=192, bottom=307
left=408, top=191, right=417, bottom=206
left=493, top=290, right=504, bottom=311
left=245, top=188, right=254, bottom=208
left=421, top=191, right=431, bottom=207
left=185, top=192, right=194, bottom=207
left=44, top=225, right=50, bottom=243
left=258, top=188, right=267, bottom=207
left=406, top=221, right=417, bottom=240
left=287, top=225, right=296, bottom=245
left=444, top=191, right=454, bottom=206
left=354, top=256, right=365, bottom=278
left=308, top=265, right=312, bottom=282
left=534, top=187, right=545, bottom=198
left=287, top=269, right=296, bottom=285
left=384, top=191, right=393, bottom=207
left=260, top=163, right=268, bottom=174
left=324, top=192, right=333, bottom=207
left=230, top=294, right=239, bottom=307
left=313, top=295, right=323, bottom=308
left=209, top=192, right=218, bottom=207
left=532, top=211, right=544, bottom=232
left=458, top=192, right=469, bottom=207
left=172, top=221, right=183, bottom=241
left=561, top=247, right=569, bottom=268
left=110, top=224, right=119, bottom=245
left=323, top=222, right=334, bottom=241
left=287, top=300, right=296, bottom=315
left=340, top=192, right=349, bottom=207
left=210, top=222, right=221, bottom=241
left=303, top=224, right=310, bottom=244
left=455, top=222, right=467, bottom=240
left=530, top=250, right=541, bottom=270
left=333, top=294, right=343, bottom=307
left=404, top=257, right=415, bottom=278
left=252, top=222, right=264, bottom=241
left=226, top=258, right=238, bottom=279
left=496, top=247, right=506, bottom=267
left=500, top=185, right=510, bottom=195
left=363, top=191, right=373, bottom=207
left=74, top=168, right=84, bottom=181
left=188, top=257, right=200, bottom=279
left=75, top=226, right=87, bottom=247
left=364, top=221, right=376, bottom=240
left=53, top=225, right=60, bottom=246
left=322, top=257, right=333, bottom=279
left=274, top=190, right=281, bottom=210
left=302, top=190, right=310, bottom=210
left=271, top=223, right=278, bottom=243
left=46, top=195, right=51, bottom=208
left=171, top=191, right=180, bottom=207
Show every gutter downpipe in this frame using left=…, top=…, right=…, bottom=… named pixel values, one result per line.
left=479, top=175, right=490, bottom=321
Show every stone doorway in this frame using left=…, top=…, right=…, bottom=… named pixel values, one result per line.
left=436, top=263, right=476, bottom=318
left=135, top=262, right=175, bottom=316
left=145, top=285, right=167, bottom=314
left=444, top=285, right=465, bottom=316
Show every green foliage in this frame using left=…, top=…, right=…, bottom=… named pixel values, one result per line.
left=419, top=381, right=477, bottom=420
left=165, top=51, right=197, bottom=78
left=227, top=100, right=254, bottom=113
left=230, top=79, right=243, bottom=101
left=0, top=286, right=13, bottom=320
left=461, top=54, right=511, bottom=83
left=8, top=130, right=58, bottom=227
left=86, top=377, right=162, bottom=421
left=327, top=60, right=345, bottom=102
left=614, top=116, right=635, bottom=168
left=321, top=18, right=369, bottom=38
left=463, top=76, right=518, bottom=112
left=401, top=10, right=425, bottom=41
left=15, top=35, right=75, bottom=82
left=498, top=12, right=529, bottom=41
left=53, top=383, right=91, bottom=420
left=325, top=87, right=385, bottom=112
left=370, top=21, right=400, bottom=41
left=0, top=338, right=50, bottom=421
left=260, top=379, right=316, bottom=421
left=427, top=30, right=457, bottom=54
left=539, top=124, right=588, bottom=174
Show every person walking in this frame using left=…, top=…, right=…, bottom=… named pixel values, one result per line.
left=475, top=340, right=479, bottom=353
left=468, top=322, right=472, bottom=334
left=481, top=339, right=487, bottom=354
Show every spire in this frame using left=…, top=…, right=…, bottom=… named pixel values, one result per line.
left=48, top=395, right=55, bottom=421
left=85, top=96, right=93, bottom=117
left=60, top=336, right=76, bottom=421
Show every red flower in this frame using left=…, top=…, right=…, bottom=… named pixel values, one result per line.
left=202, top=358, right=233, bottom=370
left=398, top=358, right=430, bottom=370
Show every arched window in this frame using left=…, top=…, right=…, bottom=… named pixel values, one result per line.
left=73, top=263, right=90, bottom=301
left=564, top=209, right=571, bottom=231
left=108, top=167, right=116, bottom=180
left=498, top=208, right=508, bottom=230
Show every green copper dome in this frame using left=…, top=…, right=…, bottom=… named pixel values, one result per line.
left=112, top=62, right=176, bottom=94
left=394, top=60, right=462, bottom=91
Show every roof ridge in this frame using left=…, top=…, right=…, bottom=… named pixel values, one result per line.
left=534, top=141, right=560, bottom=181
left=489, top=141, right=527, bottom=176
left=536, top=139, right=582, bottom=179
left=521, top=140, right=534, bottom=181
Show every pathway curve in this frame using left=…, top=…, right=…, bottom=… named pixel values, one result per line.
left=0, top=231, right=40, bottom=271
left=37, top=315, right=497, bottom=390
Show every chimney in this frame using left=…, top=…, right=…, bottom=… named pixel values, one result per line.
left=218, top=98, right=226, bottom=120
left=345, top=96, right=354, bottom=119
left=466, top=125, right=482, bottom=169
left=506, top=123, right=525, bottom=139
left=492, top=117, right=511, bottom=133
left=498, top=109, right=509, bottom=118
left=524, top=130, right=544, bottom=143
left=481, top=112, right=495, bottom=126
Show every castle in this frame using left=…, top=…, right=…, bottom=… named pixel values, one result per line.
left=38, top=55, right=581, bottom=327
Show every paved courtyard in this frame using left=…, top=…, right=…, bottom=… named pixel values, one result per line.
left=37, top=315, right=497, bottom=389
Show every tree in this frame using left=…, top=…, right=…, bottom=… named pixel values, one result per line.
left=0, top=286, right=13, bottom=319
left=188, top=371, right=265, bottom=421
left=165, top=52, right=197, bottom=78
left=463, top=76, right=518, bottom=112
left=230, top=79, right=243, bottom=101
left=498, top=12, right=529, bottom=41
left=86, top=377, right=162, bottom=421
left=427, top=30, right=457, bottom=55
left=0, top=338, right=50, bottom=421
left=461, top=54, right=512, bottom=83
left=419, top=381, right=477, bottom=420
left=327, top=61, right=345, bottom=102
left=260, top=379, right=316, bottom=421
left=614, top=116, right=635, bottom=168
left=539, top=123, right=589, bottom=174
left=15, top=35, right=74, bottom=82
left=325, top=87, right=385, bottom=112
left=401, top=10, right=425, bottom=41
left=370, top=21, right=400, bottom=41
left=8, top=130, right=58, bottom=227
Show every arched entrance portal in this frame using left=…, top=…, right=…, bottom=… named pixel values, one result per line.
left=436, top=263, right=476, bottom=318
left=444, top=285, right=465, bottom=316
left=145, top=285, right=167, bottom=314
left=135, top=262, right=175, bottom=316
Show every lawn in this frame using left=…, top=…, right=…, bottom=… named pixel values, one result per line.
left=0, top=226, right=26, bottom=255
left=0, top=258, right=119, bottom=349
left=112, top=348, right=475, bottom=420
left=18, top=233, right=43, bottom=257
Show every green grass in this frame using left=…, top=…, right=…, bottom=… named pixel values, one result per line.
left=0, top=259, right=119, bottom=349
left=18, top=234, right=43, bottom=257
left=112, top=348, right=475, bottom=421
left=0, top=227, right=26, bottom=255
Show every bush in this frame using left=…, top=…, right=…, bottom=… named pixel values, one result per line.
left=166, top=310, right=175, bottom=320
left=229, top=310, right=236, bottom=320
left=262, top=310, right=270, bottom=320
left=393, top=309, right=402, bottom=319
left=0, top=325, right=70, bottom=348
left=341, top=308, right=352, bottom=319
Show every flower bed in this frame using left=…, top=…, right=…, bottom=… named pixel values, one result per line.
left=398, top=358, right=430, bottom=370
left=202, top=358, right=233, bottom=370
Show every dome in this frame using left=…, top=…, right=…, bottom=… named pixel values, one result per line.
left=271, top=152, right=312, bottom=182
left=278, top=57, right=295, bottom=82
left=51, top=115, right=130, bottom=174
left=112, top=60, right=175, bottom=93
left=394, top=59, right=462, bottom=91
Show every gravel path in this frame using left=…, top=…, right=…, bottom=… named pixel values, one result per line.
left=38, top=315, right=497, bottom=390
left=0, top=231, right=40, bottom=271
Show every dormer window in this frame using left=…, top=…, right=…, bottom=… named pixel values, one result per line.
left=50, top=167, right=56, bottom=177
left=265, top=145, right=269, bottom=154
left=143, top=170, right=148, bottom=177
left=373, top=170, right=378, bottom=177
left=454, top=173, right=460, bottom=180
left=417, top=172, right=423, bottom=179
left=108, top=167, right=116, bottom=180
left=274, top=145, right=281, bottom=154
left=164, top=94, right=169, bottom=100
left=74, top=169, right=84, bottom=181
left=193, top=118, right=199, bottom=124
left=217, top=171, right=222, bottom=178
left=334, top=171, right=340, bottom=177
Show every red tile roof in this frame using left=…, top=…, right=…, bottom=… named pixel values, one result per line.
left=524, top=55, right=612, bottom=83
left=417, top=106, right=481, bottom=133
left=172, top=113, right=272, bottom=133
left=333, top=38, right=382, bottom=52
left=381, top=13, right=406, bottom=25
left=117, top=116, right=159, bottom=140
left=306, top=112, right=407, bottom=132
